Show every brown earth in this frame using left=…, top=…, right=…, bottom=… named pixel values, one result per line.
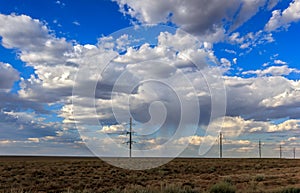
left=0, top=156, right=299, bottom=192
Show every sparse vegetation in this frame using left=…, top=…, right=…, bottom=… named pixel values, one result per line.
left=207, top=166, right=217, bottom=173
left=209, top=181, right=235, bottom=193
left=0, top=157, right=299, bottom=193
left=276, top=187, right=300, bottom=193
left=254, top=174, right=265, bottom=182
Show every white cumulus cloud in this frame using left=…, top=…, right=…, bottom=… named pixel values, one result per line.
left=265, top=0, right=300, bottom=31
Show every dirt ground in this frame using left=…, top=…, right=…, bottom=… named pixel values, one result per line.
left=0, top=157, right=299, bottom=192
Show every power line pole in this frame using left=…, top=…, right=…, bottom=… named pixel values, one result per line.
left=279, top=144, right=282, bottom=159
left=126, top=117, right=135, bottom=158
left=259, top=139, right=262, bottom=158
left=293, top=147, right=296, bottom=159
left=219, top=132, right=223, bottom=158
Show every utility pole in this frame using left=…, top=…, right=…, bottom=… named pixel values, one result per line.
left=126, top=117, right=135, bottom=158
left=279, top=144, right=282, bottom=159
left=293, top=147, right=296, bottom=159
left=259, top=139, right=262, bottom=158
left=219, top=132, right=223, bottom=158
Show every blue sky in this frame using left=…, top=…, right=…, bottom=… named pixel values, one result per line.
left=0, top=0, right=300, bottom=159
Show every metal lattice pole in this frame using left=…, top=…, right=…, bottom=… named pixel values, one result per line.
left=129, top=117, right=132, bottom=158
left=126, top=117, right=135, bottom=158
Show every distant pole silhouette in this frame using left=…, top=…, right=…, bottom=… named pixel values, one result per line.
left=129, top=117, right=133, bottom=158
left=293, top=147, right=296, bottom=159
left=259, top=139, right=262, bottom=158
left=129, top=117, right=132, bottom=158
left=219, top=132, right=223, bottom=158
left=279, top=145, right=282, bottom=159
left=125, top=117, right=135, bottom=158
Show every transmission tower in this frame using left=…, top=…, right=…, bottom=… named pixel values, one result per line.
left=125, top=117, right=136, bottom=158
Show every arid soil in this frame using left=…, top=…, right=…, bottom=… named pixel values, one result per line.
left=0, top=157, right=299, bottom=192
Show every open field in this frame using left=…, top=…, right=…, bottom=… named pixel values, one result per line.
left=0, top=157, right=299, bottom=193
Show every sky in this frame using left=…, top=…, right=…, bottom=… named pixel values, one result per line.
left=0, top=0, right=300, bottom=160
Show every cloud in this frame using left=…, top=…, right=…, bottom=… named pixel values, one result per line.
left=0, top=11, right=299, bottom=157
left=176, top=135, right=216, bottom=146
left=179, top=115, right=300, bottom=157
left=0, top=14, right=48, bottom=49
left=274, top=59, right=287, bottom=65
left=0, top=14, right=77, bottom=105
left=0, top=62, right=19, bottom=91
left=101, top=124, right=126, bottom=133
left=267, top=0, right=282, bottom=10
left=28, top=138, right=40, bottom=143
left=0, top=109, right=61, bottom=141
left=228, top=30, right=274, bottom=50
left=224, top=139, right=251, bottom=145
left=0, top=92, right=48, bottom=115
left=260, top=87, right=300, bottom=108
left=4, top=12, right=296, bottom=150
left=267, top=119, right=300, bottom=132
left=55, top=0, right=66, bottom=7
left=225, top=49, right=237, bottom=55
left=229, top=0, right=267, bottom=31
left=225, top=76, right=300, bottom=120
left=0, top=139, right=90, bottom=156
left=229, top=32, right=245, bottom=44
left=113, top=0, right=271, bottom=42
left=72, top=21, right=80, bottom=26
left=265, top=0, right=300, bottom=31
left=208, top=115, right=300, bottom=134
left=18, top=65, right=76, bottom=103
left=288, top=136, right=297, bottom=141
left=3, top=111, right=45, bottom=124
left=69, top=29, right=224, bottom=128
left=0, top=14, right=72, bottom=66
left=233, top=58, right=237, bottom=64
left=0, top=66, right=50, bottom=115
left=220, top=58, right=232, bottom=68
left=242, top=65, right=299, bottom=76
left=212, top=116, right=247, bottom=137
left=0, top=14, right=83, bottom=150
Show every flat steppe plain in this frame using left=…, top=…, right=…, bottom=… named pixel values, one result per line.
left=0, top=157, right=299, bottom=192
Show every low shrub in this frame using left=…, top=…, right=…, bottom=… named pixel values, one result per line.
left=276, top=187, right=300, bottom=193
left=254, top=175, right=265, bottom=182
left=209, top=182, right=235, bottom=193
